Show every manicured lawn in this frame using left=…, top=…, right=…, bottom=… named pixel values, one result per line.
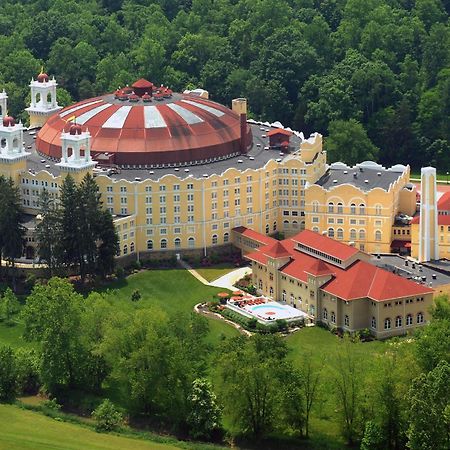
left=194, top=264, right=237, bottom=282
left=98, top=269, right=238, bottom=344
left=100, top=269, right=221, bottom=315
left=0, top=404, right=180, bottom=450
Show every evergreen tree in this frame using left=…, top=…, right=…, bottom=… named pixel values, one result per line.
left=0, top=176, right=25, bottom=289
left=59, top=175, right=82, bottom=274
left=35, top=189, right=62, bottom=277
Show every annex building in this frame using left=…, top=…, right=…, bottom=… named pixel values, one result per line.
left=0, top=73, right=420, bottom=262
left=233, top=227, right=437, bottom=339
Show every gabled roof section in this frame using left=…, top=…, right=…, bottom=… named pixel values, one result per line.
left=304, top=259, right=335, bottom=277
left=232, top=226, right=277, bottom=246
left=291, top=229, right=360, bottom=261
left=263, top=241, right=291, bottom=259
left=267, top=128, right=293, bottom=137
left=321, top=261, right=433, bottom=301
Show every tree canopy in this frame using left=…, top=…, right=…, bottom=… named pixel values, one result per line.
left=0, top=0, right=448, bottom=168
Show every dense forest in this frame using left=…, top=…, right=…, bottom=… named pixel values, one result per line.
left=0, top=0, right=448, bottom=169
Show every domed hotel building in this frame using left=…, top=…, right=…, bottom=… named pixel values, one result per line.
left=0, top=74, right=417, bottom=261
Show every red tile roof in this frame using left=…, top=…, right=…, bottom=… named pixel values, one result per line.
left=244, top=229, right=433, bottom=302
left=263, top=241, right=291, bottom=259
left=438, top=191, right=450, bottom=210
left=267, top=128, right=293, bottom=137
left=321, top=261, right=432, bottom=301
left=232, top=226, right=276, bottom=246
left=291, top=229, right=360, bottom=261
left=411, top=214, right=450, bottom=225
left=304, top=259, right=335, bottom=277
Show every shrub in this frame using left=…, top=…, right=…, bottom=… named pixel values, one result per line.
left=115, top=267, right=125, bottom=279
left=247, top=318, right=257, bottom=329
left=276, top=319, right=288, bottom=332
left=42, top=398, right=61, bottom=411
left=92, top=399, right=123, bottom=432
left=0, top=345, right=17, bottom=402
left=131, top=289, right=141, bottom=302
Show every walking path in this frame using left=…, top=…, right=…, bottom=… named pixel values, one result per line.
left=178, top=259, right=251, bottom=290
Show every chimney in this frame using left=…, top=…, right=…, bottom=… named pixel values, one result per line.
left=232, top=98, right=248, bottom=154
left=419, top=167, right=439, bottom=262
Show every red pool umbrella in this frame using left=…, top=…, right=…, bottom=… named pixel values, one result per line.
left=217, top=292, right=230, bottom=298
left=230, top=296, right=243, bottom=301
left=232, top=291, right=243, bottom=296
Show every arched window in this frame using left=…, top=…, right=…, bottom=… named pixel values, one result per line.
left=359, top=229, right=366, bottom=240
left=123, top=244, right=128, bottom=255
left=147, top=240, right=153, bottom=250
left=258, top=279, right=263, bottom=290
left=375, top=230, right=382, bottom=241
left=371, top=317, right=376, bottom=329
left=273, top=221, right=277, bottom=231
left=212, top=234, right=218, bottom=245
left=359, top=203, right=366, bottom=215
left=292, top=220, right=298, bottom=229
left=312, top=201, right=319, bottom=213
left=350, top=229, right=357, bottom=240
left=174, top=238, right=181, bottom=248
left=300, top=220, right=305, bottom=230
left=290, top=293, right=295, bottom=304
left=350, top=203, right=356, bottom=214
left=328, top=227, right=335, bottom=238
left=331, top=311, right=336, bottom=323
left=328, top=202, right=334, bottom=213
left=344, top=315, right=349, bottom=326
left=417, top=312, right=424, bottom=324
left=265, top=224, right=270, bottom=234
left=375, top=204, right=382, bottom=216
left=160, top=239, right=167, bottom=249
left=269, top=287, right=274, bottom=296
left=395, top=316, right=402, bottom=328
left=337, top=228, right=344, bottom=240
left=188, top=237, right=195, bottom=248
left=224, top=232, right=229, bottom=243
left=130, top=242, right=135, bottom=253
left=323, top=308, right=328, bottom=320
left=406, top=314, right=413, bottom=326
left=337, top=202, right=343, bottom=214
left=384, top=318, right=391, bottom=330
left=283, top=220, right=289, bottom=227
left=282, top=290, right=286, bottom=302
left=312, top=226, right=319, bottom=233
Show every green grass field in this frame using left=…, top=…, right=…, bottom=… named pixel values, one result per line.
left=0, top=404, right=181, bottom=450
left=0, top=270, right=390, bottom=449
left=411, top=171, right=450, bottom=182
left=97, top=269, right=240, bottom=344
left=194, top=265, right=236, bottom=282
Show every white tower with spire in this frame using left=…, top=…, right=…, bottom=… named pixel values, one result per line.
left=56, top=123, right=96, bottom=176
left=0, top=115, right=31, bottom=182
left=26, top=72, right=62, bottom=129
left=0, top=90, right=7, bottom=121
left=418, top=167, right=439, bottom=262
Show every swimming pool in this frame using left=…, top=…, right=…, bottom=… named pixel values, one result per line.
left=226, top=299, right=308, bottom=323
left=244, top=302, right=306, bottom=321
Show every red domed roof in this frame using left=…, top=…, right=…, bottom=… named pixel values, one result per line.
left=2, top=116, right=15, bottom=127
left=36, top=89, right=252, bottom=166
left=69, top=123, right=82, bottom=135
left=37, top=73, right=49, bottom=83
